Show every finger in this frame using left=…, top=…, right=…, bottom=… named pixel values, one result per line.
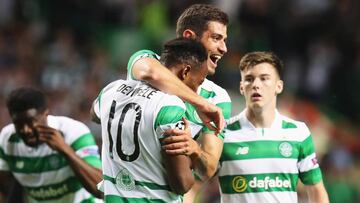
left=161, top=135, right=188, bottom=144
left=204, top=120, right=217, bottom=132
left=164, top=149, right=189, bottom=156
left=164, top=128, right=186, bottom=137
left=182, top=117, right=190, bottom=130
left=162, top=142, right=187, bottom=150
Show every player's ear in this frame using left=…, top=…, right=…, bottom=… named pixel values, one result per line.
left=275, top=80, right=283, bottom=95
left=181, top=64, right=191, bottom=79
left=239, top=81, right=244, bottom=95
left=183, top=29, right=196, bottom=39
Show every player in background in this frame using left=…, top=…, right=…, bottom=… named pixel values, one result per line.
left=218, top=51, right=329, bottom=202
left=128, top=3, right=230, bottom=182
left=91, top=38, right=209, bottom=202
left=0, top=87, right=103, bottom=203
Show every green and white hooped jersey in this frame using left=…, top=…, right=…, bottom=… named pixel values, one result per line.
left=219, top=110, right=323, bottom=203
left=93, top=79, right=188, bottom=202
left=0, top=116, right=102, bottom=203
left=127, top=50, right=232, bottom=139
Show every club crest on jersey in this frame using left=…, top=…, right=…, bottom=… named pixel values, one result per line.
left=279, top=142, right=293, bottom=157
left=49, top=156, right=61, bottom=169
left=116, top=168, right=135, bottom=191
left=16, top=161, right=24, bottom=169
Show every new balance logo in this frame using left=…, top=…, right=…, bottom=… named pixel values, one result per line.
left=236, top=147, right=249, bottom=155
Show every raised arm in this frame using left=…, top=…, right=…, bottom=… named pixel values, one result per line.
left=132, top=57, right=224, bottom=134
left=305, top=181, right=329, bottom=203
left=37, top=125, right=103, bottom=198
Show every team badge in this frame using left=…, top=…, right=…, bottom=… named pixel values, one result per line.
left=279, top=142, right=293, bottom=157
left=16, top=161, right=24, bottom=169
left=116, top=168, right=135, bottom=191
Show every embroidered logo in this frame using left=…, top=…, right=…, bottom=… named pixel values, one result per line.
left=116, top=168, right=135, bottom=191
left=236, top=147, right=249, bottom=155
left=279, top=142, right=293, bottom=157
left=16, top=161, right=24, bottom=169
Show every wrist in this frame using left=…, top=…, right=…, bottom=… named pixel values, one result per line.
left=189, top=142, right=202, bottom=160
left=59, top=144, right=74, bottom=156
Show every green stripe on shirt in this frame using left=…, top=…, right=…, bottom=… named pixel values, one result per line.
left=221, top=141, right=301, bottom=161
left=105, top=195, right=167, bottom=203
left=71, top=133, right=97, bottom=151
left=154, top=106, right=185, bottom=130
left=4, top=153, right=68, bottom=173
left=25, top=176, right=83, bottom=201
left=219, top=173, right=298, bottom=194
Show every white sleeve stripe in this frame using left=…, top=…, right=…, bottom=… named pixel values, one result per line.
left=297, top=153, right=319, bottom=172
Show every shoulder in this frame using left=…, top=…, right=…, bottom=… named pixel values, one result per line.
left=0, top=124, right=16, bottom=145
left=48, top=115, right=91, bottom=136
left=279, top=113, right=311, bottom=140
left=128, top=49, right=160, bottom=67
left=157, top=94, right=186, bottom=110
left=199, top=79, right=229, bottom=97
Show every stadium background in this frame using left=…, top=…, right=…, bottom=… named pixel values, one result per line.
left=0, top=0, right=359, bottom=202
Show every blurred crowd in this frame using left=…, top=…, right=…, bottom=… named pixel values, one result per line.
left=0, top=0, right=360, bottom=202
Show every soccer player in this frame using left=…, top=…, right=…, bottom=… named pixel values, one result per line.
left=0, top=87, right=103, bottom=203
left=91, top=38, right=208, bottom=202
left=128, top=3, right=230, bottom=181
left=218, top=52, right=329, bottom=202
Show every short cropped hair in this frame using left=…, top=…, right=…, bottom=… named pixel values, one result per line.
left=176, top=4, right=229, bottom=38
left=160, top=38, right=208, bottom=70
left=239, top=51, right=284, bottom=79
left=6, top=87, right=47, bottom=115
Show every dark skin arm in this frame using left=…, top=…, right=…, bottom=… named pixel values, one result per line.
left=36, top=125, right=103, bottom=198
left=162, top=118, right=195, bottom=194
left=162, top=129, right=223, bottom=181
left=0, top=171, right=14, bottom=200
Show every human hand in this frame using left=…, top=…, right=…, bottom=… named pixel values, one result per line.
left=195, top=102, right=225, bottom=136
left=162, top=117, right=201, bottom=156
left=36, top=125, right=68, bottom=153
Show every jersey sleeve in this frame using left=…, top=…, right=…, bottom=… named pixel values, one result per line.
left=0, top=147, right=9, bottom=171
left=154, top=97, right=186, bottom=141
left=0, top=128, right=10, bottom=171
left=297, top=126, right=323, bottom=185
left=199, top=86, right=232, bottom=140
left=64, top=119, right=102, bottom=169
left=127, top=49, right=160, bottom=80
left=93, top=80, right=123, bottom=118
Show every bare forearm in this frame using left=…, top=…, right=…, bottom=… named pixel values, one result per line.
left=163, top=152, right=194, bottom=195
left=190, top=150, right=218, bottom=181
left=62, top=146, right=103, bottom=198
left=191, top=134, right=223, bottom=181
left=134, top=58, right=207, bottom=107
left=306, top=182, right=329, bottom=203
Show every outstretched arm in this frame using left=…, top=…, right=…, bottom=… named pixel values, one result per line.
left=132, top=57, right=224, bottom=134
left=37, top=125, right=103, bottom=198
left=305, top=181, right=329, bottom=203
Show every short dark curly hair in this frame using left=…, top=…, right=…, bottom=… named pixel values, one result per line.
left=176, top=4, right=229, bottom=38
left=160, top=37, right=207, bottom=70
left=6, top=87, right=47, bottom=116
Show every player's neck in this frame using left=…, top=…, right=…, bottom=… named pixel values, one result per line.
left=246, top=106, right=276, bottom=128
